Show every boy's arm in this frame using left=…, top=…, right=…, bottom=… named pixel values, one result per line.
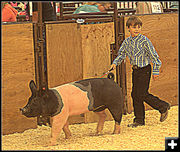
left=112, top=41, right=127, bottom=67
left=145, top=38, right=162, bottom=75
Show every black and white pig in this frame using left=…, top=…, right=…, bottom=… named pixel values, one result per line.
left=20, top=77, right=123, bottom=146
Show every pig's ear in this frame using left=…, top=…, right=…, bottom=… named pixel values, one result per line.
left=29, top=80, right=37, bottom=95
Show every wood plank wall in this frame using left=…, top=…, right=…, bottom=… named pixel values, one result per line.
left=81, top=22, right=115, bottom=79
left=124, top=13, right=178, bottom=113
left=2, top=23, right=36, bottom=135
left=46, top=23, right=83, bottom=87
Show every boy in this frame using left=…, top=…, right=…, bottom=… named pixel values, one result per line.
left=110, top=16, right=170, bottom=127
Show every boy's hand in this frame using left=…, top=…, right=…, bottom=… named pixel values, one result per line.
left=110, top=64, right=116, bottom=71
left=152, top=75, right=159, bottom=80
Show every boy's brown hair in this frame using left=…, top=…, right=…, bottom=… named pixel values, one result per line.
left=126, top=16, right=143, bottom=28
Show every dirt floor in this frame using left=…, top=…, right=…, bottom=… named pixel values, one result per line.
left=2, top=105, right=178, bottom=150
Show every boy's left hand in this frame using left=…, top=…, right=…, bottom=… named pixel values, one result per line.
left=153, top=75, right=159, bottom=80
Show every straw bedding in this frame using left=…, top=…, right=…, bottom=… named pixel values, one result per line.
left=2, top=106, right=178, bottom=150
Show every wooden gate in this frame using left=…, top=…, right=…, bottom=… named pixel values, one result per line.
left=2, top=23, right=36, bottom=135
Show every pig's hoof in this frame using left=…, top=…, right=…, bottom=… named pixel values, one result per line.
left=43, top=144, right=52, bottom=147
left=45, top=140, right=58, bottom=147
left=48, top=142, right=58, bottom=146
left=95, top=131, right=103, bottom=136
left=113, top=130, right=120, bottom=134
left=65, top=134, right=72, bottom=139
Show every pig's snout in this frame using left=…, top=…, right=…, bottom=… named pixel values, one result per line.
left=20, top=108, right=24, bottom=112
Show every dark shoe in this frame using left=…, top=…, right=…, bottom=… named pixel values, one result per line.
left=160, top=105, right=170, bottom=122
left=127, top=122, right=145, bottom=128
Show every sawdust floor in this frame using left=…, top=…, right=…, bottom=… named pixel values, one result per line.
left=2, top=106, right=178, bottom=150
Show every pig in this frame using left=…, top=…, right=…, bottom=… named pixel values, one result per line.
left=20, top=77, right=123, bottom=146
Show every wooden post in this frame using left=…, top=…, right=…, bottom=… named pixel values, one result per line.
left=33, top=23, right=40, bottom=91
left=119, top=16, right=128, bottom=114
left=53, top=2, right=57, bottom=20
left=33, top=2, right=48, bottom=94
left=38, top=2, right=46, bottom=92
left=59, top=2, right=63, bottom=19
left=113, top=2, right=120, bottom=85
left=113, top=2, right=128, bottom=114
left=33, top=2, right=49, bottom=126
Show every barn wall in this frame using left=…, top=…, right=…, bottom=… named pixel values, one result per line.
left=124, top=13, right=178, bottom=113
left=2, top=23, right=37, bottom=135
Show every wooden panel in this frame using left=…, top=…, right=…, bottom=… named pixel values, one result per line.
left=2, top=23, right=36, bottom=135
left=46, top=23, right=83, bottom=88
left=81, top=22, right=115, bottom=123
left=124, top=13, right=178, bottom=113
left=81, top=22, right=115, bottom=79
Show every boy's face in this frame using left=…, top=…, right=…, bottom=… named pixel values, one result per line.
left=128, top=24, right=142, bottom=37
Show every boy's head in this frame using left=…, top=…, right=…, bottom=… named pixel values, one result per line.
left=126, top=16, right=142, bottom=28
left=126, top=16, right=142, bottom=37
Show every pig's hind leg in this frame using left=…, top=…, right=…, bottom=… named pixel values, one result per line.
left=95, top=109, right=107, bottom=135
left=107, top=105, right=122, bottom=134
left=63, top=120, right=72, bottom=139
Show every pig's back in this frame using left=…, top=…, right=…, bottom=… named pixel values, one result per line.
left=75, top=78, right=123, bottom=108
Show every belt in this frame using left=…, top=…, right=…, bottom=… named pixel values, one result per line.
left=132, top=64, right=150, bottom=70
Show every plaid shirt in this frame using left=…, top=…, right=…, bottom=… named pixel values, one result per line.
left=112, top=34, right=161, bottom=75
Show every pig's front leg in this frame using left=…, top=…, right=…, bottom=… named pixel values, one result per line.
left=48, top=110, right=69, bottom=146
left=63, top=120, right=71, bottom=139
left=95, top=110, right=107, bottom=135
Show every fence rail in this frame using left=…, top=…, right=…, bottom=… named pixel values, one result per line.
left=14, top=2, right=178, bottom=22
